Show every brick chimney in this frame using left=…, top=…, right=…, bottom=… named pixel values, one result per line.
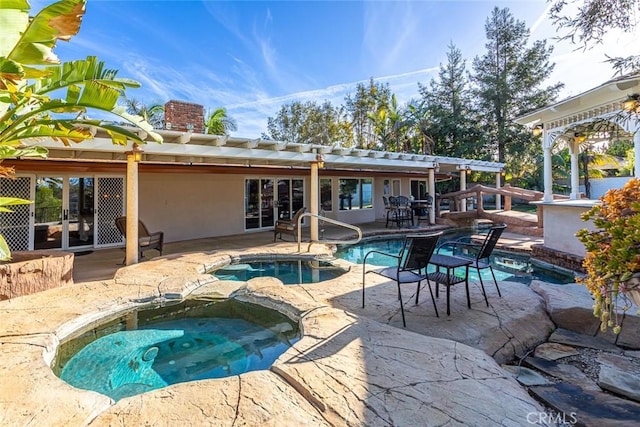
left=164, top=100, right=204, bottom=133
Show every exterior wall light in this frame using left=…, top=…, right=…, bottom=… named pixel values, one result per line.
left=532, top=124, right=543, bottom=137
left=574, top=132, right=587, bottom=144
left=623, top=94, right=640, bottom=113
left=126, top=143, right=144, bottom=162
left=315, top=153, right=325, bottom=169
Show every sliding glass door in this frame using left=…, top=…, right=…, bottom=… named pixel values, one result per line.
left=245, top=177, right=304, bottom=230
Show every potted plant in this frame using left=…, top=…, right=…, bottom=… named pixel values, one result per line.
left=576, top=178, right=640, bottom=334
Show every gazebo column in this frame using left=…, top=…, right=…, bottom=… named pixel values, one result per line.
left=569, top=139, right=580, bottom=200
left=635, top=131, right=640, bottom=178
left=543, top=132, right=553, bottom=202
left=428, top=167, right=436, bottom=224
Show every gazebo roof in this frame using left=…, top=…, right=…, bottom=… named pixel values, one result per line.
left=515, top=73, right=640, bottom=132
left=31, top=127, right=505, bottom=174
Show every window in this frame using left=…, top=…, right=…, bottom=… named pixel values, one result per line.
left=320, top=178, right=332, bottom=212
left=339, top=178, right=373, bottom=210
left=392, top=179, right=401, bottom=196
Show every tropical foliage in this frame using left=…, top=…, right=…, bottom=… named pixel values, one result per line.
left=124, top=98, right=165, bottom=129
left=0, top=0, right=161, bottom=259
left=205, top=107, right=237, bottom=136
left=576, top=178, right=640, bottom=333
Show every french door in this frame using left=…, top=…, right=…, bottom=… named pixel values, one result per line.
left=0, top=175, right=124, bottom=252
left=33, top=176, right=98, bottom=250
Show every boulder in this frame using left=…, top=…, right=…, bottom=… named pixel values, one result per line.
left=0, top=250, right=74, bottom=300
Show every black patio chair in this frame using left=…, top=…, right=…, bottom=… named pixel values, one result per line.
left=436, top=223, right=507, bottom=300
left=362, top=232, right=442, bottom=326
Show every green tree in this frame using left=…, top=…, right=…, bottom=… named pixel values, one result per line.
left=0, top=0, right=161, bottom=259
left=204, top=107, right=237, bottom=136
left=263, top=100, right=350, bottom=145
left=549, top=0, right=640, bottom=74
left=404, top=100, right=435, bottom=155
left=124, top=98, right=165, bottom=129
left=471, top=7, right=563, bottom=183
left=367, top=94, right=407, bottom=152
left=344, top=78, right=392, bottom=149
left=419, top=43, right=485, bottom=159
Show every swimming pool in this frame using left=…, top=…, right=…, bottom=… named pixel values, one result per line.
left=213, top=258, right=349, bottom=285
left=334, top=234, right=577, bottom=285
left=55, top=299, right=300, bottom=400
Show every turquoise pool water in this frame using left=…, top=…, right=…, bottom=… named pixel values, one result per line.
left=56, top=299, right=299, bottom=400
left=213, top=259, right=348, bottom=284
left=334, top=235, right=576, bottom=285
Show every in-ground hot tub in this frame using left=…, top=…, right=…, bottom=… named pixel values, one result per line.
left=212, top=256, right=350, bottom=285
left=53, top=298, right=300, bottom=401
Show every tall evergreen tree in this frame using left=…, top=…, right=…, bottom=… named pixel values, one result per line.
left=344, top=78, right=392, bottom=149
left=471, top=7, right=563, bottom=180
left=419, top=43, right=485, bottom=159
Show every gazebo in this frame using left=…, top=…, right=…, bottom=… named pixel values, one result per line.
left=514, top=73, right=640, bottom=257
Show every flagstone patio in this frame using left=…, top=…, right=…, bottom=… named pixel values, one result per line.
left=1, top=234, right=639, bottom=425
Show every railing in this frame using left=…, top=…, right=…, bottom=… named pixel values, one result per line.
left=297, top=212, right=362, bottom=252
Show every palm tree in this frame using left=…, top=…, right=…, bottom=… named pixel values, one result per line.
left=204, top=107, right=237, bottom=136
left=124, top=98, right=165, bottom=129
left=0, top=0, right=161, bottom=259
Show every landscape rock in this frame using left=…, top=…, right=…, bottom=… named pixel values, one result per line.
left=530, top=281, right=601, bottom=335
left=534, top=342, right=580, bottom=361
left=597, top=353, right=640, bottom=403
left=523, top=356, right=600, bottom=391
left=502, top=365, right=551, bottom=386
left=529, top=382, right=640, bottom=427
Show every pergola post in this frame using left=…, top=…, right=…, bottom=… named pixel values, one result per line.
left=495, top=172, right=501, bottom=210
left=309, top=153, right=324, bottom=241
left=125, top=144, right=142, bottom=265
left=459, top=169, right=467, bottom=212
left=428, top=168, right=436, bottom=225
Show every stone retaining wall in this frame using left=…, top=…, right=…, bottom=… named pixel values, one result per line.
left=0, top=250, right=74, bottom=300
left=531, top=243, right=586, bottom=274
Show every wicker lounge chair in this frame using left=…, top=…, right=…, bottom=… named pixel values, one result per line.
left=115, top=216, right=164, bottom=260
left=273, top=207, right=306, bottom=241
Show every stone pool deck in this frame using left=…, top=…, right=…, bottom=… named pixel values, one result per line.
left=1, top=237, right=639, bottom=425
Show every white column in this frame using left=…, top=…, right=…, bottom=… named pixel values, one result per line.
left=543, top=132, right=553, bottom=202
left=569, top=140, right=580, bottom=200
left=310, top=160, right=319, bottom=241
left=495, top=172, right=501, bottom=210
left=635, top=131, right=640, bottom=178
left=428, top=168, right=436, bottom=225
left=125, top=151, right=139, bottom=265
left=459, top=169, right=467, bottom=212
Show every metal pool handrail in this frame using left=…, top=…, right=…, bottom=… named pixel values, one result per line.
left=297, top=212, right=362, bottom=252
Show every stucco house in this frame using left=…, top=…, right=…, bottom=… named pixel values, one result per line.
left=0, top=100, right=504, bottom=256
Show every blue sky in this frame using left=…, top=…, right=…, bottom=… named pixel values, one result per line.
left=37, top=0, right=640, bottom=137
